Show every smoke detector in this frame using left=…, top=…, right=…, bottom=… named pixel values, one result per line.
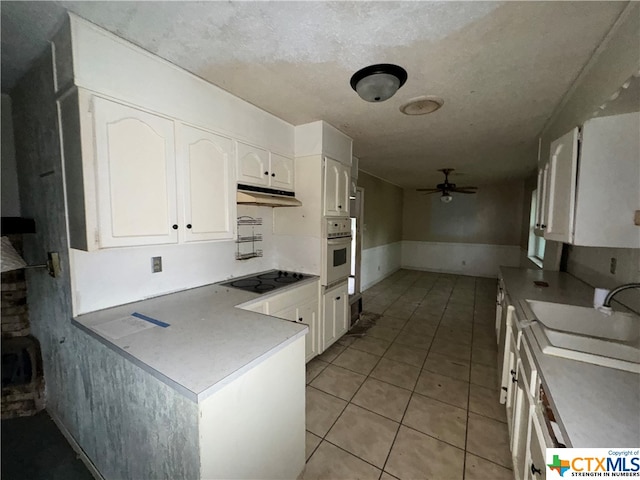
left=400, top=95, right=444, bottom=115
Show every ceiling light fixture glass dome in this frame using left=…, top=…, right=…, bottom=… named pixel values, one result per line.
left=440, top=192, right=453, bottom=203
left=350, top=64, right=407, bottom=102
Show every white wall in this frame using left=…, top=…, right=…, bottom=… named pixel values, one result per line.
left=71, top=205, right=275, bottom=314
left=1, top=94, right=21, bottom=216
left=402, top=241, right=521, bottom=278
left=361, top=242, right=402, bottom=291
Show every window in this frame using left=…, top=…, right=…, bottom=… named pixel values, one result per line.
left=528, top=189, right=545, bottom=267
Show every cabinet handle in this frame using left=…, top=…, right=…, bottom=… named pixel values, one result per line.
left=264, top=171, right=269, bottom=176
left=541, top=224, right=547, bottom=228
left=172, top=224, right=178, bottom=230
left=271, top=173, right=275, bottom=177
left=336, top=296, right=341, bottom=300
left=186, top=224, right=192, bottom=229
left=338, top=205, right=342, bottom=209
left=298, top=317, right=303, bottom=322
left=511, top=376, right=518, bottom=384
left=535, top=223, right=540, bottom=227
left=531, top=464, right=542, bottom=476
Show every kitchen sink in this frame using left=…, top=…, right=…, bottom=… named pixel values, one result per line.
left=520, top=300, right=640, bottom=373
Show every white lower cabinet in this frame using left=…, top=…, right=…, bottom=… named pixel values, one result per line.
left=525, top=409, right=549, bottom=479
left=297, top=299, right=319, bottom=362
left=239, top=280, right=320, bottom=362
left=499, top=294, right=552, bottom=480
left=321, top=282, right=349, bottom=351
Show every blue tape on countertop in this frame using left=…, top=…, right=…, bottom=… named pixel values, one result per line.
left=132, top=312, right=170, bottom=328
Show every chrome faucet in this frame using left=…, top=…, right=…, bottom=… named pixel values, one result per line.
left=603, top=283, right=640, bottom=308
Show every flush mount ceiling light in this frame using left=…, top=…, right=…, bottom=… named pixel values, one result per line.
left=400, top=95, right=444, bottom=115
left=350, top=64, right=407, bottom=102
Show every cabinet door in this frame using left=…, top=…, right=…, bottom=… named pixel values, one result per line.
left=505, top=332, right=519, bottom=432
left=179, top=125, right=235, bottom=242
left=323, top=157, right=341, bottom=216
left=93, top=97, right=178, bottom=247
left=526, top=412, right=548, bottom=480
left=322, top=283, right=348, bottom=350
left=337, top=163, right=351, bottom=217
left=270, top=153, right=295, bottom=191
left=237, top=141, right=269, bottom=187
left=335, top=284, right=349, bottom=338
left=297, top=299, right=319, bottom=362
left=512, top=359, right=533, bottom=480
left=535, top=165, right=549, bottom=230
left=544, top=128, right=578, bottom=242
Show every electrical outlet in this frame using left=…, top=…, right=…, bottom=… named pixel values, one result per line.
left=152, top=256, right=162, bottom=273
left=610, top=257, right=617, bottom=275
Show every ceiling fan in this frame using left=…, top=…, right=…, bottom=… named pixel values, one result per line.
left=416, top=168, right=478, bottom=203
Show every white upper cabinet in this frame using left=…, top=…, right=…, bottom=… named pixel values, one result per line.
left=323, top=157, right=350, bottom=217
left=573, top=112, right=640, bottom=248
left=93, top=96, right=179, bottom=247
left=62, top=91, right=237, bottom=250
left=237, top=142, right=269, bottom=187
left=541, top=112, right=640, bottom=247
left=270, top=152, right=295, bottom=191
left=237, top=142, right=295, bottom=191
left=544, top=127, right=579, bottom=243
left=178, top=125, right=235, bottom=242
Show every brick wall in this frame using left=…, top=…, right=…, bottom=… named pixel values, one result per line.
left=1, top=234, right=29, bottom=337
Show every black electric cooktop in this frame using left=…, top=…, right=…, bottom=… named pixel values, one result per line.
left=221, top=270, right=306, bottom=294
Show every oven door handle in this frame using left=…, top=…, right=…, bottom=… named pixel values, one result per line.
left=327, top=237, right=351, bottom=245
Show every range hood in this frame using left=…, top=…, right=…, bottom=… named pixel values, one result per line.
left=236, top=184, right=302, bottom=207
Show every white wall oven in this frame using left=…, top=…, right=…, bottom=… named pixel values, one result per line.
left=322, top=218, right=352, bottom=286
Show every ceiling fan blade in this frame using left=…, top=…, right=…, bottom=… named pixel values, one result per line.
left=453, top=186, right=478, bottom=190
left=419, top=190, right=444, bottom=195
left=453, top=190, right=477, bottom=194
left=416, top=188, right=441, bottom=192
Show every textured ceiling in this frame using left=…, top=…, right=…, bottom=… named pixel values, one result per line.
left=0, top=1, right=632, bottom=188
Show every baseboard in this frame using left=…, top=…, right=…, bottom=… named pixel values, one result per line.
left=399, top=265, right=497, bottom=279
left=361, top=267, right=401, bottom=291
left=47, top=409, right=105, bottom=480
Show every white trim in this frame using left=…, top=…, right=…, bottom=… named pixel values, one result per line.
left=48, top=409, right=105, bottom=480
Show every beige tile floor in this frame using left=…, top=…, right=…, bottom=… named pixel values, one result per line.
left=302, top=270, right=513, bottom=480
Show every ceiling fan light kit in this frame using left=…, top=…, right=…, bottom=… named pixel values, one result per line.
left=440, top=193, right=453, bottom=203
left=416, top=168, right=478, bottom=203
left=350, top=64, right=407, bottom=102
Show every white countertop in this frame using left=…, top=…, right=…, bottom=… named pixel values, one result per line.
left=73, top=277, right=314, bottom=403
left=500, top=267, right=640, bottom=447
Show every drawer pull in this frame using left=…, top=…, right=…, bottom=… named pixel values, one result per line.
left=336, top=296, right=341, bottom=300
left=298, top=317, right=303, bottom=322
left=531, top=464, right=542, bottom=476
